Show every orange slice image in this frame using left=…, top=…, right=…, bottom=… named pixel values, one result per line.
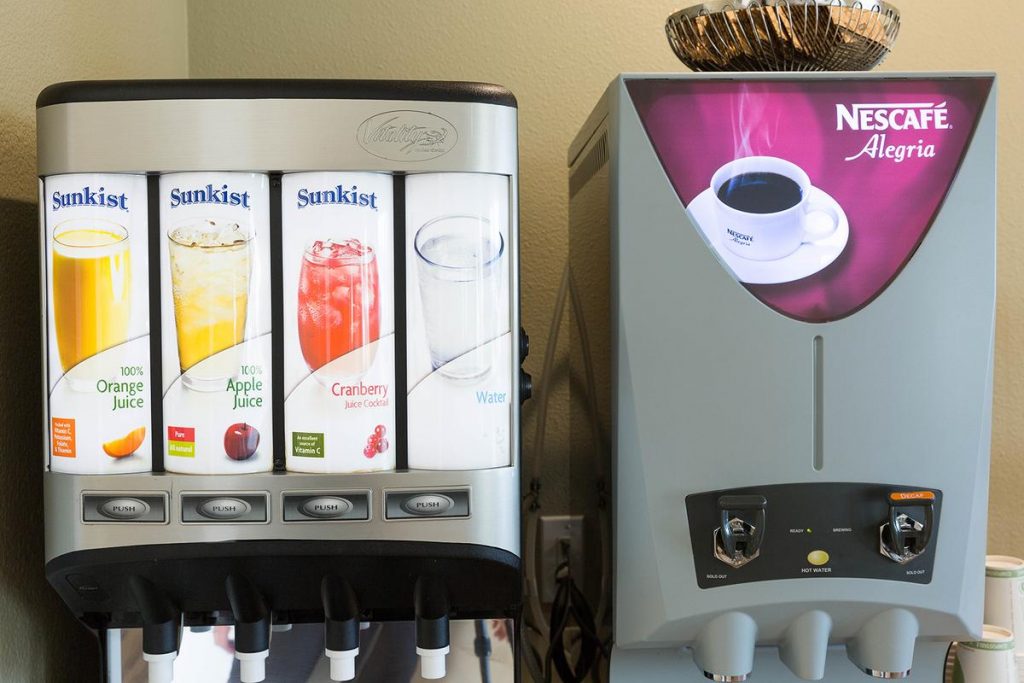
left=102, top=427, right=146, bottom=458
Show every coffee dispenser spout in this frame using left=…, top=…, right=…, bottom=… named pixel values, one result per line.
left=779, top=610, right=832, bottom=680
left=415, top=576, right=451, bottom=680
left=129, top=576, right=181, bottom=683
left=846, top=608, right=918, bottom=678
left=226, top=574, right=272, bottom=683
left=692, top=612, right=757, bottom=681
left=322, top=576, right=361, bottom=681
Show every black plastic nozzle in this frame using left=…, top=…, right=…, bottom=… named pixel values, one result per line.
left=414, top=576, right=450, bottom=651
left=225, top=574, right=271, bottom=654
left=322, top=576, right=360, bottom=653
left=129, top=576, right=180, bottom=656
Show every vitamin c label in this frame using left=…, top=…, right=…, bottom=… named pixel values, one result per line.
left=51, top=417, right=76, bottom=458
left=292, top=432, right=324, bottom=458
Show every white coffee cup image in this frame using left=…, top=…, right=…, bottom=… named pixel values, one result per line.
left=710, top=156, right=842, bottom=262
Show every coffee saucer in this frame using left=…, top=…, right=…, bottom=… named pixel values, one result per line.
left=687, top=186, right=850, bottom=285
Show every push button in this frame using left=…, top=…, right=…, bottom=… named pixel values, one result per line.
left=385, top=489, right=470, bottom=520
left=83, top=493, right=167, bottom=523
left=99, top=497, right=150, bottom=520
left=182, top=493, right=268, bottom=523
left=807, top=550, right=830, bottom=566
left=198, top=498, right=250, bottom=520
left=402, top=494, right=455, bottom=516
left=302, top=496, right=353, bottom=518
left=283, top=492, right=369, bottom=521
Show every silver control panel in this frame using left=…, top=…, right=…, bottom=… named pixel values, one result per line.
left=385, top=489, right=470, bottom=520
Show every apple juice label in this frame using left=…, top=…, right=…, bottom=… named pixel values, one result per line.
left=44, top=173, right=152, bottom=474
left=282, top=172, right=396, bottom=473
left=159, top=172, right=273, bottom=474
left=406, top=173, right=512, bottom=470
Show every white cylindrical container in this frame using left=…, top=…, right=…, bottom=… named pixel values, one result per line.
left=953, top=626, right=1018, bottom=682
left=44, top=173, right=152, bottom=474
left=282, top=172, right=396, bottom=473
left=159, top=172, right=273, bottom=474
left=986, top=556, right=1024, bottom=660
left=406, top=173, right=512, bottom=470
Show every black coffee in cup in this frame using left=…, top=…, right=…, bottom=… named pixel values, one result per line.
left=717, top=172, right=802, bottom=214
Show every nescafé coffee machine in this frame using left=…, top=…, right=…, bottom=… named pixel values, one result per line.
left=569, top=69, right=996, bottom=681
left=39, top=80, right=526, bottom=682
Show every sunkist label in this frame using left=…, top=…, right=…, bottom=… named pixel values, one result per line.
left=296, top=184, right=379, bottom=210
left=51, top=185, right=128, bottom=212
left=169, top=183, right=251, bottom=208
left=282, top=171, right=396, bottom=474
left=46, top=174, right=152, bottom=474
left=837, top=101, right=950, bottom=163
left=159, top=172, right=273, bottom=474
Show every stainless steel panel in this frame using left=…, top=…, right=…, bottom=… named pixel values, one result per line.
left=37, top=99, right=517, bottom=176
left=44, top=467, right=520, bottom=561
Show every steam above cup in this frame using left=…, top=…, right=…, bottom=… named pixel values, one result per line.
left=711, top=156, right=840, bottom=262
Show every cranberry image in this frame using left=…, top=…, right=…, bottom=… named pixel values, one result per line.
left=364, top=425, right=389, bottom=458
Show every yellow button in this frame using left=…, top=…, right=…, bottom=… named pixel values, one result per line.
left=807, top=550, right=830, bottom=566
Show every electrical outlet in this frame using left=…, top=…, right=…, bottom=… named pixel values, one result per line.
left=539, top=515, right=584, bottom=602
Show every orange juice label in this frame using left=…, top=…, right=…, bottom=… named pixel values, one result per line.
left=51, top=417, right=76, bottom=458
left=889, top=490, right=935, bottom=502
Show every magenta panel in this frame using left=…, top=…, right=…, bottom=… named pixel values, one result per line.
left=627, top=78, right=992, bottom=322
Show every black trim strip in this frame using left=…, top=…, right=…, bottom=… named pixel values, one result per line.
left=147, top=174, right=165, bottom=472
left=269, top=173, right=286, bottom=471
left=393, top=174, right=409, bottom=471
left=38, top=79, right=517, bottom=109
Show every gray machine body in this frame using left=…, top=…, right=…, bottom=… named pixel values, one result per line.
left=569, top=73, right=996, bottom=680
left=40, top=87, right=521, bottom=563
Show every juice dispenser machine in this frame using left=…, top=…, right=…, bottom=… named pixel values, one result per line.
left=38, top=80, right=526, bottom=682
left=568, top=68, right=997, bottom=681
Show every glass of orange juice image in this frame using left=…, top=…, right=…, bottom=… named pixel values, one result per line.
left=168, top=219, right=251, bottom=391
left=52, top=219, right=131, bottom=381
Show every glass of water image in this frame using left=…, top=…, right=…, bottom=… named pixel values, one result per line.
left=414, top=215, right=505, bottom=381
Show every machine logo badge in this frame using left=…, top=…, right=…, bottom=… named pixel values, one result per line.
left=835, top=102, right=951, bottom=132
left=357, top=110, right=458, bottom=161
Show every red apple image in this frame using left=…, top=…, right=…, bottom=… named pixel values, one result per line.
left=224, top=423, right=259, bottom=460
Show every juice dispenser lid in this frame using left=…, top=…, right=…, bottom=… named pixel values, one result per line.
left=37, top=79, right=517, bottom=109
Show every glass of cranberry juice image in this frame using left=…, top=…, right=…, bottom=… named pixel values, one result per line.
left=298, top=238, right=380, bottom=380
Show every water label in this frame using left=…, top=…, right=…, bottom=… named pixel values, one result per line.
left=44, top=173, right=152, bottom=474
left=159, top=172, right=273, bottom=474
left=282, top=172, right=396, bottom=473
left=405, top=173, right=512, bottom=470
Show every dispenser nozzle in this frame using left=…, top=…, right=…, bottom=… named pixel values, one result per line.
left=225, top=575, right=272, bottom=683
left=416, top=645, right=451, bottom=680
left=846, top=608, right=918, bottom=678
left=129, top=576, right=181, bottom=683
left=692, top=612, right=757, bottom=681
left=143, top=651, right=176, bottom=683
left=415, top=576, right=450, bottom=680
left=322, top=577, right=361, bottom=681
left=779, top=610, right=832, bottom=680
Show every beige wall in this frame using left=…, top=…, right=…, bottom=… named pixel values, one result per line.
left=0, top=2, right=188, bottom=681
left=188, top=0, right=1023, bottom=550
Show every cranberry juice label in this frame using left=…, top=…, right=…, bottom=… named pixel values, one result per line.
left=282, top=172, right=396, bottom=473
left=44, top=173, right=151, bottom=474
left=627, top=77, right=993, bottom=322
left=159, top=172, right=273, bottom=474
left=406, top=173, right=512, bottom=470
